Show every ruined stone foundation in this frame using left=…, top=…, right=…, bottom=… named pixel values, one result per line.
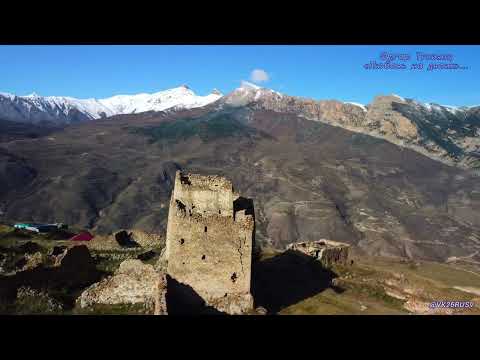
left=164, top=171, right=254, bottom=314
left=287, top=239, right=350, bottom=268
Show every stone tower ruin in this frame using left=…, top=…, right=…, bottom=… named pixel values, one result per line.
left=164, top=171, right=254, bottom=314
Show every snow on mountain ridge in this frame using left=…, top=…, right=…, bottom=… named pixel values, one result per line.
left=98, top=86, right=222, bottom=114
left=222, top=82, right=284, bottom=107
left=343, top=95, right=478, bottom=115
left=2, top=84, right=478, bottom=127
left=233, top=81, right=283, bottom=98
left=344, top=102, right=368, bottom=112
left=0, top=86, right=223, bottom=124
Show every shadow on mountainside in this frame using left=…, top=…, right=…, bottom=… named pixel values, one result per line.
left=252, top=250, right=343, bottom=314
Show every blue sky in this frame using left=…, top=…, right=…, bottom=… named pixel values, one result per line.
left=0, top=45, right=478, bottom=106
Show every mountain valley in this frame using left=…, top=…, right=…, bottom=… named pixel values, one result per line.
left=1, top=89, right=479, bottom=264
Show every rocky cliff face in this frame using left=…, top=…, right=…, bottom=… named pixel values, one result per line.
left=221, top=87, right=480, bottom=170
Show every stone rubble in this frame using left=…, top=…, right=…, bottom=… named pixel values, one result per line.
left=78, top=259, right=164, bottom=312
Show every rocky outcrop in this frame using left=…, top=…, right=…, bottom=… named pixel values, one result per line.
left=222, top=87, right=480, bottom=169
left=78, top=259, right=164, bottom=312
left=366, top=96, right=418, bottom=140
left=207, top=293, right=255, bottom=315
left=18, top=252, right=43, bottom=271
left=52, top=244, right=96, bottom=272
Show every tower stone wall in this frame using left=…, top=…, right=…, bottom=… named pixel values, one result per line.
left=165, top=171, right=254, bottom=314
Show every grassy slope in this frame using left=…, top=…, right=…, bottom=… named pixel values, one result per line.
left=280, top=255, right=480, bottom=315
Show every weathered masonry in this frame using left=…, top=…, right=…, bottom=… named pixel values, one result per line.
left=164, top=171, right=254, bottom=314
left=287, top=239, right=350, bottom=268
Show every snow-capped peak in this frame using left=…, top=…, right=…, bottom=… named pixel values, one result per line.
left=0, top=86, right=223, bottom=125
left=0, top=92, right=16, bottom=100
left=413, top=100, right=465, bottom=114
left=235, top=81, right=282, bottom=97
left=96, top=86, right=222, bottom=115
left=222, top=81, right=282, bottom=107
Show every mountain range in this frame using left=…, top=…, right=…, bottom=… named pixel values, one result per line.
left=1, top=82, right=479, bottom=170
left=0, top=82, right=479, bottom=264
left=0, top=85, right=222, bottom=125
left=223, top=82, right=480, bottom=170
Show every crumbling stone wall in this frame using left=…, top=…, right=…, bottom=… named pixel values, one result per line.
left=165, top=171, right=254, bottom=314
left=171, top=172, right=235, bottom=217
left=287, top=239, right=350, bottom=267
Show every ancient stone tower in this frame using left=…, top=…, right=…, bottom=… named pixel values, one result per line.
left=164, top=171, right=254, bottom=314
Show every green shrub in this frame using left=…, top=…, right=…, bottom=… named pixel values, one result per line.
left=131, top=114, right=259, bottom=144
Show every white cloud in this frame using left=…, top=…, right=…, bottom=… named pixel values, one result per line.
left=250, top=69, right=270, bottom=83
